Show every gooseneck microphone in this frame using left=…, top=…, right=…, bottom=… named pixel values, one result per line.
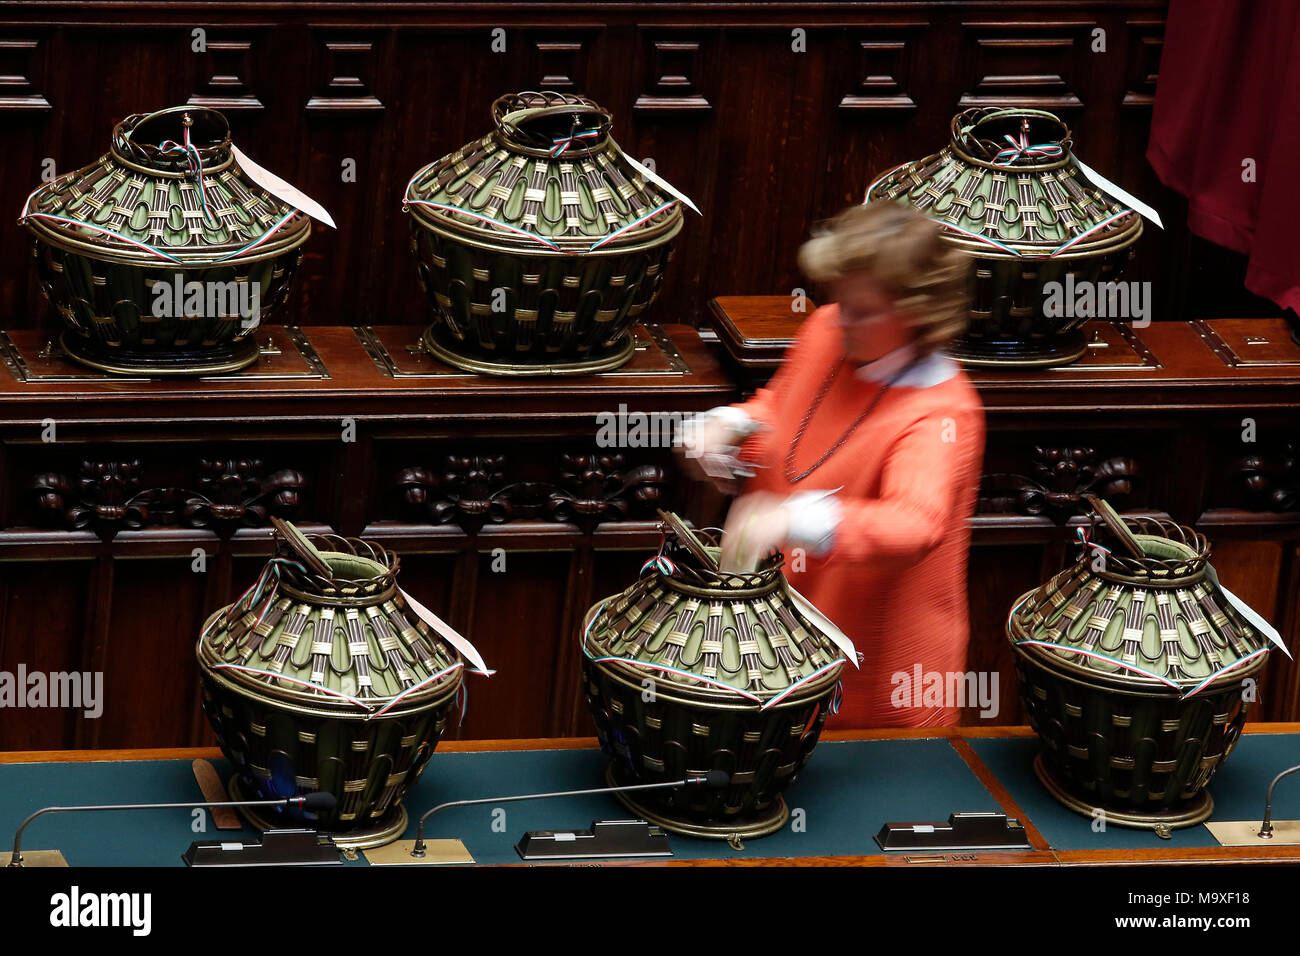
left=7, top=791, right=337, bottom=867
left=410, top=769, right=731, bottom=857
left=1258, top=763, right=1300, bottom=838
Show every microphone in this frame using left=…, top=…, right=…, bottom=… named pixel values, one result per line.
left=1258, top=763, right=1300, bottom=838
left=7, top=791, right=339, bottom=867
left=409, top=769, right=732, bottom=858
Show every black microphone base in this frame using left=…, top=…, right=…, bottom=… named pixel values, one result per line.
left=604, top=763, right=788, bottom=841
left=227, top=775, right=408, bottom=851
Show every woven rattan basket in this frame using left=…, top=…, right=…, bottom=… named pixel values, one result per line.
left=21, top=106, right=310, bottom=375
left=868, top=107, right=1143, bottom=368
left=405, top=91, right=684, bottom=376
left=1007, top=500, right=1269, bottom=831
left=581, top=513, right=849, bottom=839
left=196, top=521, right=464, bottom=849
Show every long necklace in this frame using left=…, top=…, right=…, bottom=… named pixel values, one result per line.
left=783, top=355, right=913, bottom=484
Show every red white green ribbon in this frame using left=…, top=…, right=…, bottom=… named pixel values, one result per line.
left=404, top=172, right=677, bottom=255
left=549, top=128, right=600, bottom=157
left=992, top=133, right=1065, bottom=166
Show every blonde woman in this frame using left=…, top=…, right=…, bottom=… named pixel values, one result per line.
left=686, top=203, right=986, bottom=727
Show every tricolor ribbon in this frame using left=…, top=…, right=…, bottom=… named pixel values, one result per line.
left=992, top=133, right=1065, bottom=166
left=158, top=122, right=214, bottom=223
left=404, top=173, right=678, bottom=255
left=1012, top=639, right=1183, bottom=689
left=760, top=660, right=846, bottom=711
left=549, top=128, right=600, bottom=157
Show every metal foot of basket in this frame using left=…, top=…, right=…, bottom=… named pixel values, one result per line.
left=228, top=775, right=410, bottom=850
left=604, top=763, right=790, bottom=841
left=949, top=328, right=1088, bottom=368
left=1032, top=754, right=1214, bottom=832
left=60, top=330, right=261, bottom=376
left=420, top=322, right=635, bottom=377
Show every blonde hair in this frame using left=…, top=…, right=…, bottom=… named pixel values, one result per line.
left=798, top=202, right=970, bottom=356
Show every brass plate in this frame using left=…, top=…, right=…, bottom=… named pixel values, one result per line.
left=1206, top=820, right=1300, bottom=846
left=363, top=839, right=475, bottom=866
left=3, top=850, right=69, bottom=867
left=357, top=322, right=689, bottom=379
left=1057, top=322, right=1161, bottom=370
left=1191, top=318, right=1300, bottom=367
left=0, top=326, right=329, bottom=383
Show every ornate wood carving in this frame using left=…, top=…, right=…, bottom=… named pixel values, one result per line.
left=31, top=458, right=306, bottom=535
left=1237, top=442, right=1299, bottom=512
left=979, top=446, right=1139, bottom=516
left=394, top=452, right=668, bottom=532
left=188, top=458, right=308, bottom=529
left=33, top=460, right=146, bottom=533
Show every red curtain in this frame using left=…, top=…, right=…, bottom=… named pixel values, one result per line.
left=1147, top=0, right=1300, bottom=313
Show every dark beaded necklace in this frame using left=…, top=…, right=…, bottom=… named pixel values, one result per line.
left=783, top=355, right=915, bottom=484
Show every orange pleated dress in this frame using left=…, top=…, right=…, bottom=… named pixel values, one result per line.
left=735, top=304, right=985, bottom=727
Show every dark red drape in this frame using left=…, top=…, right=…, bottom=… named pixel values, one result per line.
left=1147, top=0, right=1300, bottom=313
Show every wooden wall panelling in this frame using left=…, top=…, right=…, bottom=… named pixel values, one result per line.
left=0, top=557, right=88, bottom=749
left=187, top=27, right=268, bottom=113
left=958, top=19, right=1092, bottom=111
left=19, top=2, right=1274, bottom=343
left=837, top=23, right=924, bottom=114
left=964, top=540, right=1042, bottom=725
left=300, top=27, right=391, bottom=330
left=0, top=31, right=51, bottom=112
left=1264, top=544, right=1300, bottom=722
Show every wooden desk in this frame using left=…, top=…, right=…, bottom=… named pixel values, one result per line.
left=0, top=322, right=738, bottom=749
left=4, top=724, right=1299, bottom=867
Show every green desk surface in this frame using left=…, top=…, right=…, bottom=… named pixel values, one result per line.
left=968, top=733, right=1300, bottom=851
left=3, top=730, right=1298, bottom=866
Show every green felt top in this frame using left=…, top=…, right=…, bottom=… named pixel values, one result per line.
left=4, top=733, right=1297, bottom=865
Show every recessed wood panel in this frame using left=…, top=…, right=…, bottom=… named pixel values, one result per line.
left=0, top=559, right=90, bottom=749
left=97, top=557, right=209, bottom=748
left=461, top=549, right=571, bottom=738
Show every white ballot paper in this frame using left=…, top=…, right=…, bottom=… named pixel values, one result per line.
left=1075, top=158, right=1164, bottom=230
left=621, top=150, right=701, bottom=216
left=232, top=145, right=336, bottom=228
left=788, top=584, right=859, bottom=668
left=399, top=588, right=495, bottom=675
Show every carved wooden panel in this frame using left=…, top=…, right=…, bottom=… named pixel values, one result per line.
left=0, top=34, right=51, bottom=112
left=838, top=24, right=925, bottom=113
left=1122, top=18, right=1164, bottom=108
left=188, top=31, right=266, bottom=112
left=388, top=449, right=671, bottom=533
left=958, top=20, right=1095, bottom=110
left=979, top=445, right=1140, bottom=518
left=635, top=34, right=713, bottom=112
left=306, top=32, right=385, bottom=114
left=531, top=29, right=603, bottom=92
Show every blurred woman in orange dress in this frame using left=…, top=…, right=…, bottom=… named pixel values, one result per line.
left=685, top=203, right=986, bottom=727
